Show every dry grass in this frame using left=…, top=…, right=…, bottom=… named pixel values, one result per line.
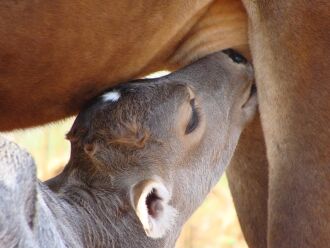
left=4, top=118, right=247, bottom=248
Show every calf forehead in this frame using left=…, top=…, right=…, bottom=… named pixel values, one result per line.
left=76, top=80, right=188, bottom=140
left=97, top=81, right=188, bottom=120
left=102, top=90, right=121, bottom=102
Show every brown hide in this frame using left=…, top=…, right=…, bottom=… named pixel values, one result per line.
left=0, top=0, right=247, bottom=130
left=244, top=1, right=330, bottom=247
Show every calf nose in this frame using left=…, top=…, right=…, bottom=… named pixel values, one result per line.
left=222, top=49, right=247, bottom=64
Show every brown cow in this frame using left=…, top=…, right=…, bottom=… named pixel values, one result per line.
left=236, top=1, right=330, bottom=248
left=229, top=1, right=330, bottom=248
left=0, top=0, right=329, bottom=247
left=0, top=0, right=248, bottom=130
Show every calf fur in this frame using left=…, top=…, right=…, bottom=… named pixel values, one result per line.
left=0, top=51, right=257, bottom=247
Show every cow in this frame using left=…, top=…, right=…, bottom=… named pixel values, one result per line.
left=227, top=2, right=330, bottom=248
left=0, top=0, right=248, bottom=131
left=0, top=1, right=329, bottom=247
left=0, top=51, right=257, bottom=247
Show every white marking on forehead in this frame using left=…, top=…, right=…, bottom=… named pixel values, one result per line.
left=102, top=90, right=121, bottom=102
left=145, top=70, right=170, bottom=79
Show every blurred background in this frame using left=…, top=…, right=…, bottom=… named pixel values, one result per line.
left=4, top=118, right=247, bottom=248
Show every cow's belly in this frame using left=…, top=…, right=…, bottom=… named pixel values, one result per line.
left=0, top=0, right=248, bottom=130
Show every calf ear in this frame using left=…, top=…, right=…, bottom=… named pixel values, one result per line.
left=130, top=179, right=178, bottom=239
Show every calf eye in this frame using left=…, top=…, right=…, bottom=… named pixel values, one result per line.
left=185, top=99, right=200, bottom=134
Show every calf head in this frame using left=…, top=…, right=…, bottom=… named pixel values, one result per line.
left=67, top=50, right=257, bottom=239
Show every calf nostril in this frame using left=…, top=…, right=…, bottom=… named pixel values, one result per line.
left=222, top=49, right=247, bottom=64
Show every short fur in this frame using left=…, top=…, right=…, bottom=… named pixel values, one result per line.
left=242, top=1, right=330, bottom=247
left=0, top=51, right=257, bottom=248
left=0, top=0, right=247, bottom=130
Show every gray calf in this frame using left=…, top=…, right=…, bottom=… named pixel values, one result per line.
left=0, top=50, right=257, bottom=247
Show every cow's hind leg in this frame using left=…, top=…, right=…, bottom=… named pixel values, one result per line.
left=244, top=1, right=330, bottom=247
left=227, top=113, right=268, bottom=248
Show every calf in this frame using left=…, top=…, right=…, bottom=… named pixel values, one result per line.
left=0, top=50, right=257, bottom=247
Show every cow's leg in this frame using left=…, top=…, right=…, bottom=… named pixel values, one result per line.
left=227, top=113, right=268, bottom=248
left=243, top=1, right=330, bottom=247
